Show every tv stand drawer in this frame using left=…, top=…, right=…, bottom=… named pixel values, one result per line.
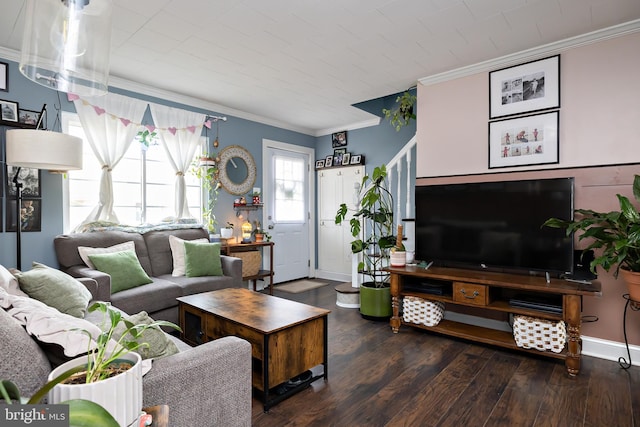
left=453, top=282, right=489, bottom=306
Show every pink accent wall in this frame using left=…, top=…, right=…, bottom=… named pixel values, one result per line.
left=415, top=32, right=640, bottom=346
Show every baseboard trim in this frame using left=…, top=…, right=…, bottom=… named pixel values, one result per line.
left=316, top=270, right=351, bottom=283
left=581, top=335, right=640, bottom=366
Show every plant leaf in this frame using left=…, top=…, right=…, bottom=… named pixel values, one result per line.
left=65, top=399, right=119, bottom=427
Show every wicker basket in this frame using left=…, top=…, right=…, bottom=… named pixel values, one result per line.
left=402, top=296, right=445, bottom=327
left=232, top=251, right=262, bottom=277
left=513, top=315, right=566, bottom=353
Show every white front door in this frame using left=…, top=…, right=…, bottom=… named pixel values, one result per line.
left=263, top=140, right=313, bottom=283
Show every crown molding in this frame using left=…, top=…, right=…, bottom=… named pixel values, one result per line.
left=419, top=19, right=640, bottom=87
left=315, top=116, right=381, bottom=137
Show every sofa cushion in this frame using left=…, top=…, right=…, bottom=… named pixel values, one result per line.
left=0, top=264, right=28, bottom=297
left=158, top=274, right=237, bottom=296
left=110, top=278, right=182, bottom=316
left=143, top=228, right=209, bottom=276
left=78, top=241, right=135, bottom=269
left=14, top=262, right=93, bottom=318
left=89, top=250, right=153, bottom=294
left=112, top=311, right=180, bottom=360
left=185, top=242, right=223, bottom=277
left=168, top=235, right=209, bottom=277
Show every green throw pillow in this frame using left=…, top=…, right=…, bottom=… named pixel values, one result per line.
left=112, top=311, right=179, bottom=360
left=184, top=241, right=223, bottom=277
left=15, top=262, right=93, bottom=318
left=88, top=250, right=152, bottom=294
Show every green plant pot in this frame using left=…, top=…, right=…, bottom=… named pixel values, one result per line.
left=359, top=283, right=392, bottom=319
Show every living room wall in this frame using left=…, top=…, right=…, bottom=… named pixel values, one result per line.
left=0, top=57, right=316, bottom=270
left=415, top=31, right=640, bottom=352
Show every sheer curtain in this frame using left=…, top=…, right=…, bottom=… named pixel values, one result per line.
left=149, top=103, right=206, bottom=219
left=73, top=93, right=148, bottom=225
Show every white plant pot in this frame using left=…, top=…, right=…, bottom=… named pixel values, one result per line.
left=220, top=228, right=233, bottom=239
left=390, top=251, right=406, bottom=267
left=48, top=352, right=143, bottom=427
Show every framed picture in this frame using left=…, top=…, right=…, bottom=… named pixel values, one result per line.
left=489, top=55, right=560, bottom=119
left=6, top=199, right=42, bottom=232
left=342, top=153, right=351, bottom=166
left=331, top=131, right=347, bottom=148
left=6, top=166, right=41, bottom=197
left=350, top=154, right=364, bottom=165
left=325, top=155, right=333, bottom=168
left=18, top=109, right=41, bottom=127
left=315, top=160, right=325, bottom=169
left=0, top=61, right=7, bottom=92
left=488, top=111, right=559, bottom=169
left=0, top=99, right=19, bottom=123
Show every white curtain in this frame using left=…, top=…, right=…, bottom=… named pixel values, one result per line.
left=149, top=103, right=206, bottom=219
left=73, top=93, right=148, bottom=224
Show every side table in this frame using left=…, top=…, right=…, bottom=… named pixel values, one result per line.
left=221, top=241, right=274, bottom=294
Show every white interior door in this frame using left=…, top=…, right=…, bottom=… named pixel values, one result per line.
left=263, top=142, right=312, bottom=283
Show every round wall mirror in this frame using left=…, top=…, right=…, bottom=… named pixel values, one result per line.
left=218, top=145, right=257, bottom=195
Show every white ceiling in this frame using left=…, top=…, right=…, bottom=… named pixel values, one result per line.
left=0, top=0, right=639, bottom=136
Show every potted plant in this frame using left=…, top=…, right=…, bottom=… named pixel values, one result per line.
left=252, top=220, right=271, bottom=242
left=220, top=222, right=234, bottom=239
left=190, top=153, right=220, bottom=234
left=382, top=91, right=417, bottom=131
left=543, top=175, right=640, bottom=301
left=47, top=302, right=180, bottom=427
left=335, top=165, right=397, bottom=318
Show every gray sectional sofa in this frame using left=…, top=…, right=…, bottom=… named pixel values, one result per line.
left=54, top=227, right=243, bottom=325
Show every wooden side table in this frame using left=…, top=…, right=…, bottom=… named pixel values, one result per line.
left=221, top=241, right=274, bottom=294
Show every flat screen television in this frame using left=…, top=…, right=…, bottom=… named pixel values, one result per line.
left=415, top=177, right=574, bottom=276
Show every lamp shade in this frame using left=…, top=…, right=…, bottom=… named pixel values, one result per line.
left=19, top=0, right=113, bottom=96
left=6, top=129, right=83, bottom=171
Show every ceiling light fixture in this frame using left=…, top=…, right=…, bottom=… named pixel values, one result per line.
left=19, top=0, right=113, bottom=96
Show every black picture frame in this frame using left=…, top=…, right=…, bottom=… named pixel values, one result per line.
left=350, top=154, right=364, bottom=165
left=18, top=109, right=41, bottom=127
left=489, top=55, right=560, bottom=120
left=0, top=61, right=7, bottom=92
left=6, top=198, right=42, bottom=232
left=325, top=155, right=333, bottom=167
left=6, top=166, right=42, bottom=197
left=0, top=99, right=19, bottom=123
left=331, top=131, right=347, bottom=148
left=315, top=160, right=325, bottom=169
left=488, top=111, right=559, bottom=169
left=342, top=153, right=351, bottom=165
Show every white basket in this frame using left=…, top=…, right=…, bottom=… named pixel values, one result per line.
left=402, top=296, right=444, bottom=327
left=513, top=315, right=566, bottom=353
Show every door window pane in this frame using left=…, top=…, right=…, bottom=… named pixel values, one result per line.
left=274, top=155, right=305, bottom=222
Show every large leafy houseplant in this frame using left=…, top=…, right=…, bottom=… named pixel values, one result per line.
left=382, top=91, right=416, bottom=132
left=190, top=153, right=220, bottom=233
left=543, top=175, right=640, bottom=299
left=335, top=165, right=396, bottom=288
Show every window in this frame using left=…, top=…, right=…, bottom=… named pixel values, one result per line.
left=62, top=112, right=202, bottom=231
left=273, top=154, right=305, bottom=222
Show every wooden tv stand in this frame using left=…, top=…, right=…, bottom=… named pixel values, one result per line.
left=387, top=265, right=601, bottom=376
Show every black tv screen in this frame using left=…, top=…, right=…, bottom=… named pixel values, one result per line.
left=415, top=177, right=574, bottom=276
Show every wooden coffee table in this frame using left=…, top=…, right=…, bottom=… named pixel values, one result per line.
left=177, top=288, right=330, bottom=410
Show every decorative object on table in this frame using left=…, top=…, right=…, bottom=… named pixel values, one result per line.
left=543, top=174, right=640, bottom=302
left=241, top=220, right=253, bottom=243
left=5, top=125, right=82, bottom=269
left=488, top=111, right=559, bottom=169
left=0, top=61, right=7, bottom=92
left=331, top=131, right=347, bottom=148
left=0, top=99, right=19, bottom=123
left=18, top=0, right=113, bottom=96
left=489, top=55, right=560, bottom=119
left=350, top=154, right=364, bottom=165
left=324, top=155, right=333, bottom=168
left=335, top=165, right=397, bottom=319
left=220, top=222, right=234, bottom=239
left=389, top=224, right=406, bottom=267
left=218, top=145, right=257, bottom=195
left=48, top=302, right=180, bottom=427
left=252, top=187, right=261, bottom=204
left=382, top=90, right=416, bottom=131
left=315, top=160, right=325, bottom=169
left=252, top=220, right=271, bottom=242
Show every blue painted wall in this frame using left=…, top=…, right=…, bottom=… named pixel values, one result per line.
left=0, top=55, right=415, bottom=271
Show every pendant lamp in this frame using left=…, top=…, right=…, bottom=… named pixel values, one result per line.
left=19, top=0, right=113, bottom=96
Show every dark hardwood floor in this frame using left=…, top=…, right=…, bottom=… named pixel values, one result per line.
left=251, top=281, right=640, bottom=427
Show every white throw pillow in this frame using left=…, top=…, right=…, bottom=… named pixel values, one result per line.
left=169, top=235, right=209, bottom=276
left=0, top=265, right=28, bottom=298
left=78, top=241, right=136, bottom=269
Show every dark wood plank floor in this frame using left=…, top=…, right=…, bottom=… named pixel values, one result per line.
left=252, top=281, right=639, bottom=427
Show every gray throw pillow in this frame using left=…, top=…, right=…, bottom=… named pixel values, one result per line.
left=112, top=311, right=180, bottom=360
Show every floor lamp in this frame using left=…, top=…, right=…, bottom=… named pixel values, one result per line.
left=5, top=129, right=82, bottom=270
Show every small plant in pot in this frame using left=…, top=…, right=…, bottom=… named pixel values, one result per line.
left=220, top=222, right=234, bottom=239
left=48, top=302, right=180, bottom=427
left=190, top=153, right=220, bottom=234
left=252, top=220, right=271, bottom=242
left=543, top=175, right=640, bottom=301
left=335, top=165, right=397, bottom=318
